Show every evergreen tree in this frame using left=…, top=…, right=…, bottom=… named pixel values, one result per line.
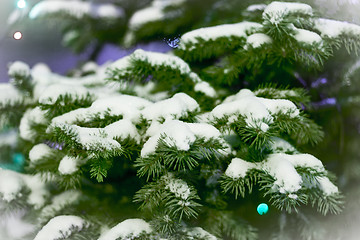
left=2, top=1, right=360, bottom=239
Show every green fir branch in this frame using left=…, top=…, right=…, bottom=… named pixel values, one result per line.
left=0, top=100, right=33, bottom=128
left=176, top=37, right=247, bottom=62
left=254, top=84, right=311, bottom=107
left=203, top=210, right=258, bottom=240
left=39, top=93, right=95, bottom=119
left=89, top=157, right=113, bottom=183
left=272, top=113, right=324, bottom=146
left=307, top=189, right=344, bottom=215
left=9, top=74, right=33, bottom=97
left=74, top=110, right=123, bottom=128
left=220, top=170, right=260, bottom=199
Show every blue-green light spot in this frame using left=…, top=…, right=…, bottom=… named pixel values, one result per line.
left=257, top=203, right=269, bottom=215
left=13, top=153, right=25, bottom=165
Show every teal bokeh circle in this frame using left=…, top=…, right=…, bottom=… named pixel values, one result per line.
left=257, top=203, right=269, bottom=215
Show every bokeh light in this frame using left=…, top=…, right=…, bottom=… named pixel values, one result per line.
left=257, top=203, right=269, bottom=215
left=13, top=31, right=23, bottom=40
left=17, top=0, right=27, bottom=9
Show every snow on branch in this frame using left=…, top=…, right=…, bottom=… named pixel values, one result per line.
left=128, top=0, right=185, bottom=30
left=141, top=93, right=199, bottom=122
left=186, top=227, right=217, bottom=240
left=19, top=107, right=48, bottom=141
left=39, top=190, right=81, bottom=221
left=108, top=49, right=216, bottom=97
left=33, top=215, right=88, bottom=240
left=223, top=152, right=335, bottom=198
left=38, top=83, right=93, bottom=105
left=141, top=119, right=228, bottom=158
left=52, top=121, right=133, bottom=152
left=245, top=33, right=273, bottom=49
left=178, top=21, right=262, bottom=50
left=0, top=169, right=48, bottom=208
left=50, top=95, right=151, bottom=125
left=210, top=89, right=299, bottom=132
left=0, top=169, right=24, bottom=202
left=29, top=0, right=124, bottom=19
left=58, top=156, right=79, bottom=175
left=29, top=143, right=54, bottom=163
left=98, top=218, right=152, bottom=240
left=0, top=83, right=26, bottom=105
left=8, top=61, right=31, bottom=78
left=314, top=18, right=360, bottom=38
left=176, top=21, right=262, bottom=61
left=262, top=1, right=313, bottom=25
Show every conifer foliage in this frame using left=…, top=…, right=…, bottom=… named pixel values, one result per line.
left=2, top=1, right=360, bottom=239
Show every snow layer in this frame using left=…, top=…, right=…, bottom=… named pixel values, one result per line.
left=225, top=153, right=327, bottom=194
left=82, top=61, right=98, bottom=73
left=51, top=94, right=151, bottom=125
left=128, top=5, right=163, bottom=30
left=254, top=88, right=297, bottom=98
left=128, top=0, right=185, bottom=30
left=53, top=118, right=141, bottom=151
left=141, top=119, right=228, bottom=158
left=187, top=227, right=217, bottom=240
left=225, top=158, right=256, bottom=179
left=98, top=219, right=152, bottom=240
left=316, top=176, right=339, bottom=196
left=38, top=83, right=91, bottom=105
left=133, top=81, right=169, bottom=101
left=179, top=21, right=262, bottom=49
left=104, top=119, right=142, bottom=143
left=58, top=156, right=79, bottom=175
left=31, top=62, right=115, bottom=101
left=110, top=50, right=216, bottom=96
left=8, top=61, right=30, bottom=77
left=0, top=130, right=18, bottom=147
left=29, top=0, right=124, bottom=19
left=23, top=174, right=48, bottom=208
left=0, top=169, right=48, bottom=207
left=33, top=215, right=88, bottom=240
left=269, top=137, right=297, bottom=153
left=264, top=154, right=303, bottom=193
left=0, top=83, right=24, bottom=104
left=211, top=89, right=299, bottom=130
left=0, top=168, right=23, bottom=202
left=29, top=143, right=53, bottom=163
left=246, top=4, right=267, bottom=12
left=19, top=107, right=48, bottom=141
left=185, top=122, right=221, bottom=140
left=281, top=153, right=325, bottom=172
left=132, top=49, right=201, bottom=82
left=246, top=33, right=273, bottom=48
left=58, top=124, right=121, bottom=151
left=141, top=120, right=196, bottom=157
left=263, top=1, right=313, bottom=24
left=314, top=18, right=360, bottom=38
left=109, top=56, right=132, bottom=72
left=40, top=190, right=81, bottom=219
left=194, top=81, right=217, bottom=97
left=141, top=93, right=199, bottom=122
left=164, top=175, right=191, bottom=200
left=293, top=28, right=322, bottom=44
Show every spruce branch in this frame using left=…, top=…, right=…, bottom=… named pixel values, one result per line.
left=254, top=84, right=311, bottom=107
left=203, top=210, right=258, bottom=240
left=220, top=170, right=260, bottom=198
left=39, top=93, right=95, bottom=119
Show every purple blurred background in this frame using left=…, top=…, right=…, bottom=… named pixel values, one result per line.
left=0, top=0, right=170, bottom=83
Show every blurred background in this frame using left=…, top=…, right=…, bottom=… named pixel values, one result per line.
left=0, top=0, right=171, bottom=83
left=1, top=0, right=360, bottom=239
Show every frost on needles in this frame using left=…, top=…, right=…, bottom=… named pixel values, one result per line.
left=2, top=1, right=360, bottom=239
